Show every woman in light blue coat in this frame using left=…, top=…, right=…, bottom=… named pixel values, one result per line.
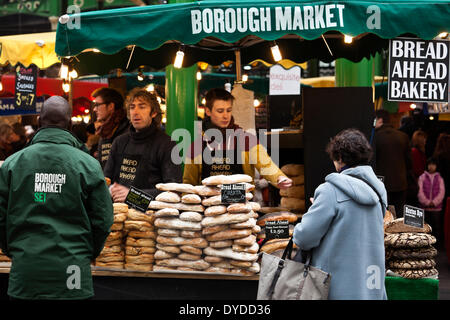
left=293, top=129, right=388, bottom=300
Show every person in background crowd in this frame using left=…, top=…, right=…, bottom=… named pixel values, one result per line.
left=253, top=169, right=269, bottom=206
left=183, top=88, right=292, bottom=189
left=0, top=96, right=113, bottom=300
left=398, top=115, right=415, bottom=139
left=104, top=88, right=182, bottom=202
left=411, top=130, right=427, bottom=180
left=86, top=122, right=100, bottom=158
left=374, top=109, right=412, bottom=217
left=0, top=123, right=21, bottom=161
left=92, top=87, right=130, bottom=169
left=433, top=133, right=450, bottom=214
left=418, top=157, right=445, bottom=247
left=11, top=122, right=28, bottom=153
left=293, top=129, right=387, bottom=300
left=71, top=123, right=88, bottom=144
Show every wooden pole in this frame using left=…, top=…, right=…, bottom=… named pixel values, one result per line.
left=235, top=49, right=242, bottom=83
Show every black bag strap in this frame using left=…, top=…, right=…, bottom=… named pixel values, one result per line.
left=346, top=174, right=385, bottom=217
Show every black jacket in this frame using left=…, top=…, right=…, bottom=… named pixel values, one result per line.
left=97, top=117, right=130, bottom=169
left=374, top=124, right=412, bottom=192
left=104, top=123, right=182, bottom=198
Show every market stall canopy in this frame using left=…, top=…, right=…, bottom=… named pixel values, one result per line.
left=0, top=32, right=59, bottom=69
left=55, top=0, right=450, bottom=76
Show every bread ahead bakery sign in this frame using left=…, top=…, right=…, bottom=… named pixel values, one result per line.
left=191, top=5, right=346, bottom=34
left=388, top=38, right=450, bottom=103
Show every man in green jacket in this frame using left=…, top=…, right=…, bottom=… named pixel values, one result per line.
left=0, top=96, right=113, bottom=300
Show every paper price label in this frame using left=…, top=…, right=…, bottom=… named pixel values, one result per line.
left=265, top=220, right=290, bottom=240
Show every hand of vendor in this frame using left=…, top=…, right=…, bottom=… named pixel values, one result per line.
left=109, top=182, right=130, bottom=203
left=277, top=176, right=293, bottom=189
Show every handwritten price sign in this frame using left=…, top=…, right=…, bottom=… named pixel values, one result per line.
left=14, top=64, right=37, bottom=111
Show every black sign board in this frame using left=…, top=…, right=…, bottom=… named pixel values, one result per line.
left=125, top=187, right=153, bottom=213
left=265, top=220, right=290, bottom=240
left=221, top=183, right=246, bottom=204
left=403, top=205, right=424, bottom=229
left=14, top=64, right=38, bottom=111
left=388, top=38, right=449, bottom=103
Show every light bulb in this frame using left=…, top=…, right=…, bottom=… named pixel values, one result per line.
left=196, top=71, right=202, bottom=81
left=146, top=84, right=155, bottom=92
left=253, top=99, right=261, bottom=107
left=344, top=35, right=353, bottom=44
left=62, top=82, right=70, bottom=93
left=271, top=44, right=282, bottom=62
left=60, top=64, right=69, bottom=80
left=0, top=81, right=3, bottom=91
left=410, top=104, right=417, bottom=109
left=242, top=74, right=248, bottom=82
left=174, top=50, right=184, bottom=69
left=69, top=69, right=78, bottom=79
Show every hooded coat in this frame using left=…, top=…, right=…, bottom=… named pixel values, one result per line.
left=0, top=127, right=113, bottom=300
left=293, top=165, right=387, bottom=300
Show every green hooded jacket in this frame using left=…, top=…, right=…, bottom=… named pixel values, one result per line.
left=0, top=127, right=113, bottom=300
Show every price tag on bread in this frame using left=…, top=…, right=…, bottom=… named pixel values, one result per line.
left=125, top=187, right=154, bottom=213
left=265, top=220, right=290, bottom=240
left=221, top=183, right=246, bottom=204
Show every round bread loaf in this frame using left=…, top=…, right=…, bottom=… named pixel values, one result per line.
left=113, top=214, right=127, bottom=223
left=155, top=191, right=181, bottom=203
left=384, top=218, right=432, bottom=234
left=194, top=185, right=221, bottom=196
left=202, top=174, right=253, bottom=186
left=204, top=256, right=224, bottom=263
left=106, top=231, right=125, bottom=241
left=150, top=200, right=204, bottom=213
left=384, top=233, right=436, bottom=248
left=125, top=254, right=155, bottom=264
left=390, top=267, right=438, bottom=279
left=100, top=245, right=122, bottom=254
left=205, top=228, right=252, bottom=242
left=202, top=195, right=222, bottom=207
left=209, top=240, right=233, bottom=248
left=154, top=250, right=176, bottom=260
left=113, top=203, right=128, bottom=214
left=157, top=228, right=180, bottom=237
left=156, top=258, right=211, bottom=270
left=178, top=253, right=202, bottom=261
left=204, top=205, right=227, bottom=216
left=125, top=246, right=156, bottom=256
left=111, top=223, right=124, bottom=231
left=96, top=252, right=125, bottom=263
left=279, top=185, right=305, bottom=199
left=201, top=213, right=251, bottom=227
left=156, top=244, right=181, bottom=254
left=124, top=220, right=154, bottom=232
left=180, top=245, right=203, bottom=256
left=179, top=211, right=203, bottom=222
left=233, top=234, right=256, bottom=246
left=126, top=237, right=156, bottom=247
left=204, top=247, right=258, bottom=262
left=124, top=263, right=153, bottom=272
left=281, top=164, right=304, bottom=176
left=127, top=208, right=155, bottom=223
left=232, top=242, right=259, bottom=254
left=181, top=194, right=202, bottom=204
left=227, top=203, right=252, bottom=213
left=156, top=235, right=208, bottom=248
left=96, top=261, right=124, bottom=269
left=387, top=247, right=438, bottom=260
left=156, top=183, right=197, bottom=194
left=257, top=211, right=298, bottom=226
left=128, top=230, right=156, bottom=239
left=180, top=230, right=203, bottom=238
left=154, top=208, right=180, bottom=218
left=202, top=224, right=228, bottom=235
left=154, top=217, right=202, bottom=231
left=388, top=258, right=436, bottom=269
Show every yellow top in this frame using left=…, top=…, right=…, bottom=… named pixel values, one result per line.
left=0, top=32, right=59, bottom=69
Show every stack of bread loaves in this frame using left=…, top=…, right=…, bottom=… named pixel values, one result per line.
left=279, top=164, right=306, bottom=217
left=95, top=203, right=128, bottom=269
left=201, top=174, right=261, bottom=276
left=124, top=208, right=156, bottom=272
left=384, top=218, right=438, bottom=279
left=149, top=183, right=210, bottom=272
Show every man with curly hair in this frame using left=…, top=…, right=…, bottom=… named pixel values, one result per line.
left=104, top=88, right=182, bottom=202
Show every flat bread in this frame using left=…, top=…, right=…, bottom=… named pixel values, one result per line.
left=384, top=218, right=432, bottom=234
left=388, top=258, right=436, bottom=269
left=156, top=183, right=197, bottom=194
left=202, top=174, right=253, bottom=186
left=386, top=247, right=438, bottom=260
left=384, top=233, right=436, bottom=248
left=390, top=268, right=438, bottom=279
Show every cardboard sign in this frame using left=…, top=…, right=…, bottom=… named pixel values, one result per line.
left=388, top=38, right=449, bottom=103
left=125, top=187, right=153, bottom=213
left=14, top=64, right=38, bottom=111
left=221, top=183, right=246, bottom=204
left=403, top=205, right=424, bottom=228
left=269, top=65, right=301, bottom=95
left=265, top=220, right=290, bottom=240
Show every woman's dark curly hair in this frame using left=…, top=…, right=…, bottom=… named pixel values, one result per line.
left=326, top=129, right=373, bottom=167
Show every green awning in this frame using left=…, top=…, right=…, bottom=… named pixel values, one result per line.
left=56, top=0, right=450, bottom=75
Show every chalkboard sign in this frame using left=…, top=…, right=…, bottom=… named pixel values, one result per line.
left=221, top=184, right=246, bottom=204
left=265, top=220, right=290, bottom=240
left=125, top=187, right=153, bottom=213
left=403, top=205, right=424, bottom=228
left=14, top=64, right=38, bottom=111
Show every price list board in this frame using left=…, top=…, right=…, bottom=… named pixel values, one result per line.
left=14, top=64, right=38, bottom=111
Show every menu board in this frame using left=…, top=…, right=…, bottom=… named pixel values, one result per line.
left=14, top=64, right=38, bottom=111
